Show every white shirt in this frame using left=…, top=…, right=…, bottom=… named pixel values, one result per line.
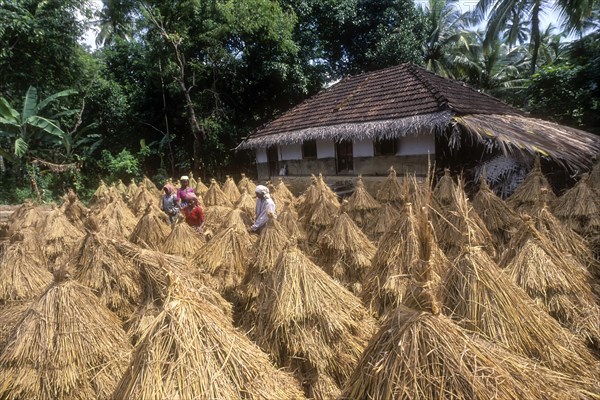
left=251, top=195, right=276, bottom=231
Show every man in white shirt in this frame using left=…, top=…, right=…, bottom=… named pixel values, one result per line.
left=250, top=185, right=276, bottom=232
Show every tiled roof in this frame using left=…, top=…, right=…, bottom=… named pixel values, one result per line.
left=247, top=63, right=521, bottom=140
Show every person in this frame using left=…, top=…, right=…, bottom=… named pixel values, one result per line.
left=160, top=184, right=179, bottom=225
left=250, top=185, right=276, bottom=233
left=181, top=193, right=204, bottom=234
left=177, top=175, right=195, bottom=208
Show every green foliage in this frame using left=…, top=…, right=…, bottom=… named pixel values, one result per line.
left=99, top=148, right=142, bottom=182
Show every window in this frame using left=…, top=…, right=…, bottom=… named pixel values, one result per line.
left=302, top=140, right=317, bottom=158
left=374, top=138, right=397, bottom=156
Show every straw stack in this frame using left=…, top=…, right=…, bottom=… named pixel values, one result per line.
left=254, top=238, right=376, bottom=399
left=204, top=178, right=234, bottom=207
left=507, top=156, right=557, bottom=215
left=142, top=175, right=160, bottom=196
left=73, top=224, right=143, bottom=320
left=272, top=178, right=295, bottom=206
left=345, top=175, right=380, bottom=230
left=7, top=200, right=44, bottom=234
left=552, top=173, right=600, bottom=237
left=277, top=203, right=308, bottom=248
left=0, top=233, right=51, bottom=302
left=473, top=176, right=520, bottom=246
left=319, top=210, right=376, bottom=292
left=89, top=179, right=110, bottom=206
left=130, top=184, right=158, bottom=216
left=296, top=175, right=319, bottom=218
left=0, top=268, right=131, bottom=400
left=432, top=168, right=456, bottom=207
left=305, top=192, right=340, bottom=243
left=363, top=202, right=447, bottom=318
left=37, top=205, right=84, bottom=263
left=235, top=188, right=256, bottom=221
left=61, top=189, right=89, bottom=230
left=95, top=194, right=138, bottom=239
left=112, top=276, right=304, bottom=400
left=192, top=217, right=254, bottom=295
left=444, top=245, right=600, bottom=380
left=202, top=205, right=233, bottom=237
left=222, top=175, right=241, bottom=203
left=237, top=173, right=257, bottom=194
left=499, top=219, right=600, bottom=349
left=188, top=171, right=197, bottom=188
left=124, top=178, right=137, bottom=203
left=365, top=202, right=402, bottom=239
left=115, top=179, right=127, bottom=196
left=162, top=219, right=206, bottom=257
left=129, top=204, right=170, bottom=249
left=375, top=166, right=404, bottom=209
left=194, top=176, right=209, bottom=196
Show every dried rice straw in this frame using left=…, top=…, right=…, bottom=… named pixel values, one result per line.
left=254, top=238, right=376, bottom=400
left=222, top=175, right=241, bottom=203
left=37, top=204, right=84, bottom=263
left=346, top=175, right=380, bottom=229
left=161, top=218, right=206, bottom=257
left=235, top=188, right=256, bottom=221
left=375, top=166, right=404, bottom=209
left=473, top=176, right=520, bottom=246
left=129, top=204, right=170, bottom=249
left=194, top=176, right=209, bottom=196
left=0, top=268, right=131, bottom=400
left=507, top=156, right=557, bottom=215
left=204, top=178, right=234, bottom=207
left=552, top=173, right=600, bottom=236
left=272, top=177, right=295, bottom=206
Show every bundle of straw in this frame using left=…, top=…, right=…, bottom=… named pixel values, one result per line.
left=142, top=175, right=160, bottom=196
left=188, top=171, right=197, bottom=188
left=73, top=230, right=143, bottom=320
left=0, top=233, right=51, bottom=302
left=254, top=239, right=376, bottom=399
left=95, top=194, right=138, bottom=239
left=272, top=178, right=295, bottom=206
left=203, top=204, right=233, bottom=236
left=507, top=156, right=557, bottom=215
left=346, top=175, right=380, bottom=229
left=61, top=189, right=89, bottom=230
left=365, top=202, right=402, bottom=239
left=221, top=175, right=241, bottom=203
left=375, top=166, right=404, bottom=209
left=0, top=269, right=131, bottom=400
left=115, top=179, right=127, bottom=195
left=204, top=178, right=234, bottom=207
left=89, top=179, right=110, bottom=206
left=473, top=176, right=520, bottom=246
left=37, top=205, right=84, bottom=263
left=124, top=178, right=137, bottom=203
left=130, top=184, right=158, bottom=216
left=194, top=176, right=209, bottom=196
left=432, top=168, right=457, bottom=207
left=363, top=203, right=447, bottom=317
left=221, top=208, right=253, bottom=231
left=237, top=173, right=257, bottom=194
left=0, top=302, right=30, bottom=351
left=113, top=277, right=304, bottom=400
left=276, top=203, right=308, bottom=251
left=161, top=219, right=206, bottom=257
left=304, top=192, right=340, bottom=243
left=7, top=200, right=44, bottom=234
left=499, top=220, right=600, bottom=349
left=319, top=211, right=376, bottom=291
left=129, top=204, right=170, bottom=249
left=192, top=223, right=254, bottom=295
left=430, top=177, right=496, bottom=260
left=295, top=175, right=320, bottom=218
left=443, top=245, right=600, bottom=379
left=235, top=188, right=256, bottom=221
left=552, top=173, right=600, bottom=236
left=341, top=304, right=600, bottom=400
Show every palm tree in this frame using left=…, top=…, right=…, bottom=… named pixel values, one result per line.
left=419, top=0, right=474, bottom=78
left=95, top=0, right=136, bottom=47
left=472, top=0, right=595, bottom=74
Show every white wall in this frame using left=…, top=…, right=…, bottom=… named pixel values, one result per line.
left=280, top=144, right=303, bottom=160
left=353, top=139, right=374, bottom=157
left=256, top=148, right=268, bottom=163
left=317, top=139, right=335, bottom=158
left=398, top=134, right=435, bottom=156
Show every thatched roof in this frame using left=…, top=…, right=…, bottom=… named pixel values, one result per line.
left=237, top=63, right=600, bottom=171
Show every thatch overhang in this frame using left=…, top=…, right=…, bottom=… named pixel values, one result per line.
left=237, top=63, right=600, bottom=172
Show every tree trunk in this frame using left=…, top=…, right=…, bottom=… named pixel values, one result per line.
left=529, top=0, right=541, bottom=75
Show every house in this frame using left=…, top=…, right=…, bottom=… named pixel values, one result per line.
left=236, top=63, right=600, bottom=185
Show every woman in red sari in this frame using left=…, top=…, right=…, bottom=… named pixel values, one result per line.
left=181, top=193, right=204, bottom=234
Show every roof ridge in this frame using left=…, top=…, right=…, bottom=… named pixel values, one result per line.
left=405, top=63, right=450, bottom=111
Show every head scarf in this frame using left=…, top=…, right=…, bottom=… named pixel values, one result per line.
left=255, top=185, right=270, bottom=199
left=163, top=184, right=174, bottom=195
left=184, top=192, right=198, bottom=204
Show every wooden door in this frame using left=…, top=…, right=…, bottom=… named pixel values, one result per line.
left=336, top=140, right=353, bottom=173
left=267, top=146, right=279, bottom=177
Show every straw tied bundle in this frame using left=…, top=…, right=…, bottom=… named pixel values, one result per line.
left=161, top=219, right=206, bottom=257
left=0, top=268, right=131, bottom=400
left=129, top=204, right=170, bottom=249
left=552, top=173, right=600, bottom=238
left=363, top=202, right=447, bottom=318
left=37, top=205, right=84, bottom=263
left=253, top=238, right=376, bottom=400
left=72, top=227, right=143, bottom=320
left=499, top=219, right=600, bottom=349
left=343, top=212, right=600, bottom=399
left=222, top=175, right=241, bottom=203
left=375, top=166, right=404, bottom=209
left=473, top=177, right=520, bottom=246
left=112, top=276, right=304, bottom=400
left=345, top=175, right=380, bottom=229
left=507, top=156, right=557, bottom=215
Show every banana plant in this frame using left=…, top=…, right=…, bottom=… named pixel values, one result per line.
left=0, top=86, right=78, bottom=163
